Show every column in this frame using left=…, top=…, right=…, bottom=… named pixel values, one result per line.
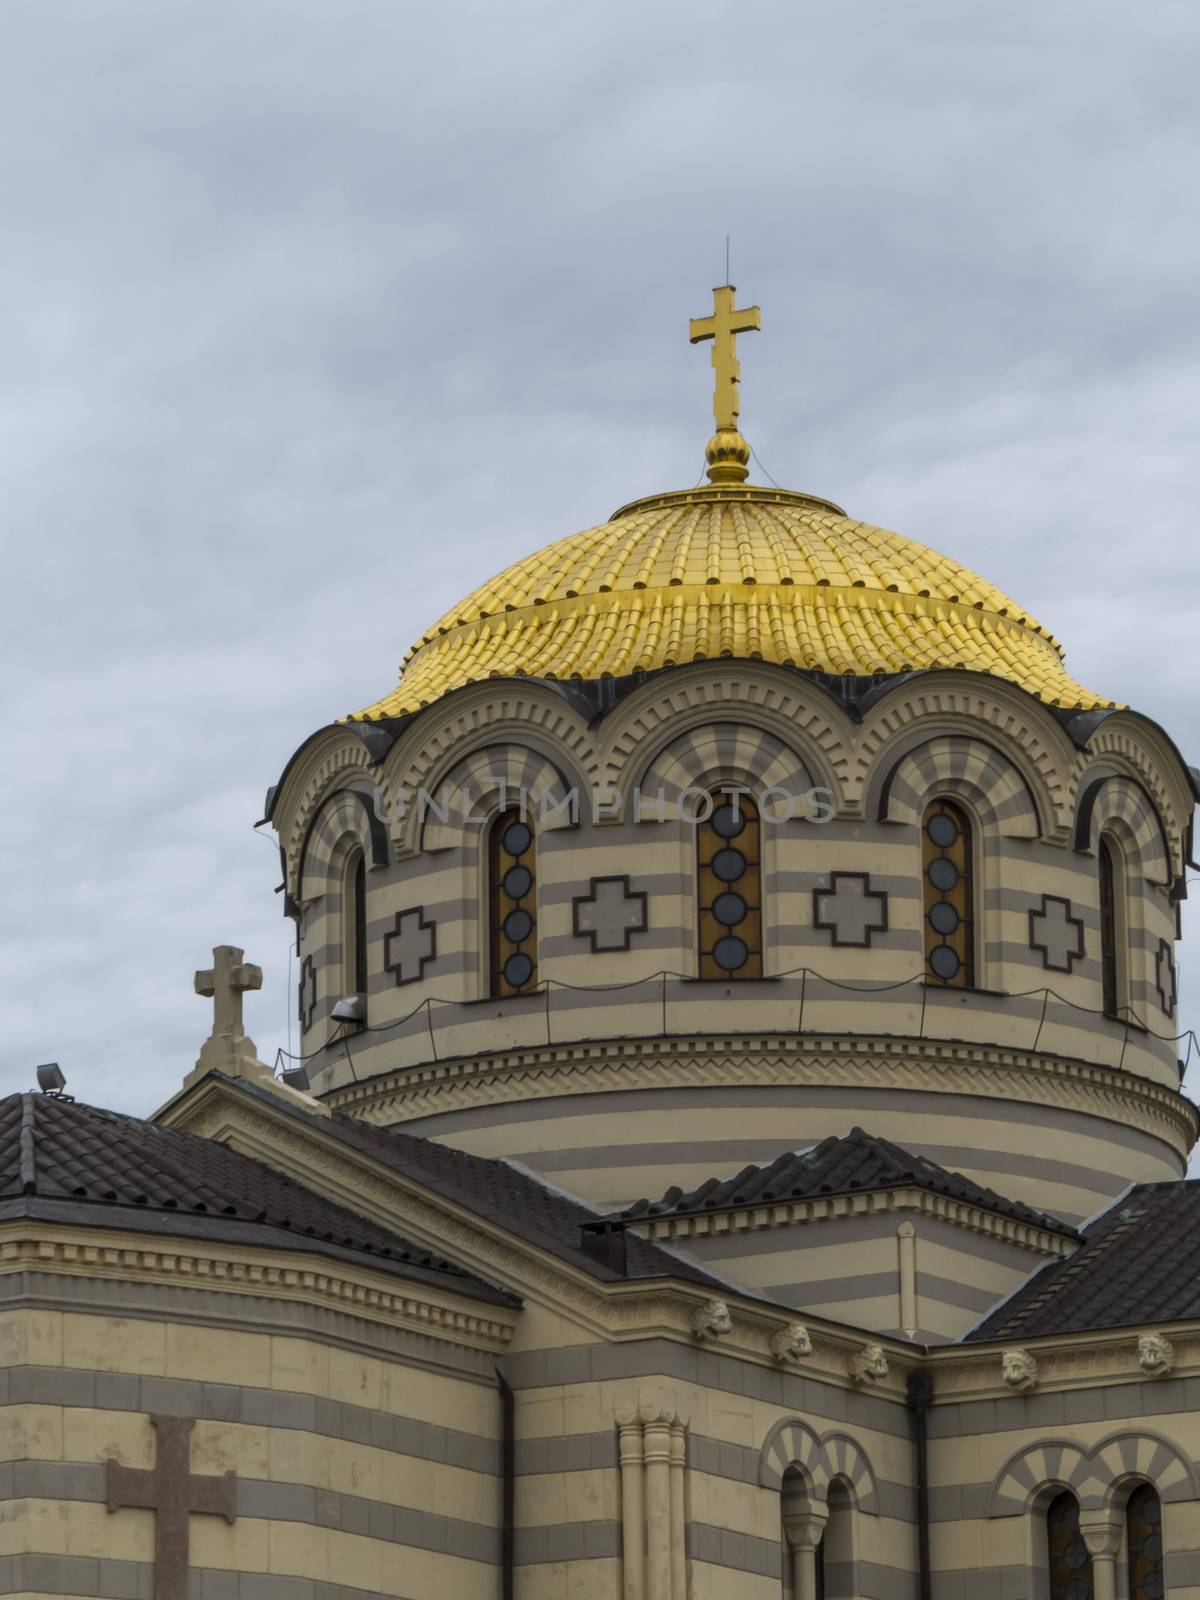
left=643, top=1410, right=673, bottom=1599
left=618, top=1415, right=646, bottom=1600
left=783, top=1506, right=828, bottom=1600
left=669, top=1419, right=687, bottom=1600
left=1080, top=1512, right=1122, bottom=1600
left=897, top=1220, right=918, bottom=1338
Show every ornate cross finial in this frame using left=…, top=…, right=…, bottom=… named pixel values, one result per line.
left=689, top=284, right=761, bottom=483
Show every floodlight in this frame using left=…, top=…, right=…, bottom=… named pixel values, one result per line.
left=36, top=1063, right=66, bottom=1094
left=330, top=995, right=365, bottom=1024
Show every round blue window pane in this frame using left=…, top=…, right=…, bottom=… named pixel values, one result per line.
left=712, top=803, right=747, bottom=839
left=503, top=908, right=533, bottom=943
left=713, top=891, right=748, bottom=926
left=713, top=935, right=749, bottom=972
left=503, top=951, right=534, bottom=988
left=927, top=813, right=958, bottom=848
left=929, top=945, right=960, bottom=981
left=928, top=858, right=959, bottom=892
left=928, top=901, right=959, bottom=936
left=503, top=864, right=533, bottom=900
left=502, top=821, right=532, bottom=857
left=712, top=847, right=747, bottom=883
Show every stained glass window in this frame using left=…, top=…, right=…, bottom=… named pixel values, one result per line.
left=490, top=809, right=538, bottom=997
left=698, top=789, right=763, bottom=980
left=923, top=799, right=975, bottom=988
left=1127, top=1483, right=1165, bottom=1600
left=1048, top=1491, right=1093, bottom=1600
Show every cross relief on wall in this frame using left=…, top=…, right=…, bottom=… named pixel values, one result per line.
left=812, top=873, right=889, bottom=948
left=1028, top=894, right=1085, bottom=973
left=106, top=1415, right=237, bottom=1600
left=384, top=906, right=438, bottom=986
left=573, top=876, right=649, bottom=952
left=298, top=954, right=317, bottom=1030
left=1157, top=938, right=1177, bottom=1015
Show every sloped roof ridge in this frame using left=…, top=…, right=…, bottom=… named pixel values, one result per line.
left=966, top=1178, right=1200, bottom=1341
left=0, top=1090, right=500, bottom=1295
left=617, top=1124, right=1072, bottom=1234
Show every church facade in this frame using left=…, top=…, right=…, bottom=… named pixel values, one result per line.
left=3, top=289, right=1199, bottom=1600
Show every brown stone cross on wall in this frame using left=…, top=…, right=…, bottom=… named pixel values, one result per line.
left=107, top=1415, right=237, bottom=1600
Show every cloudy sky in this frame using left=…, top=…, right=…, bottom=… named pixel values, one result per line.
left=3, top=1, right=1200, bottom=1118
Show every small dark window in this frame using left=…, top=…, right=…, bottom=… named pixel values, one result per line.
left=1099, top=835, right=1121, bottom=1019
left=490, top=809, right=538, bottom=997
left=1127, top=1483, right=1165, bottom=1600
left=1047, top=1491, right=1093, bottom=1600
left=352, top=852, right=368, bottom=995
left=697, top=789, right=763, bottom=979
left=922, top=799, right=975, bottom=988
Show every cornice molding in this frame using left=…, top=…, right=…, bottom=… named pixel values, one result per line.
left=0, top=1222, right=515, bottom=1352
left=636, top=1184, right=1075, bottom=1258
left=321, top=1031, right=1197, bottom=1158
left=167, top=1082, right=913, bottom=1393
left=927, top=1326, right=1200, bottom=1402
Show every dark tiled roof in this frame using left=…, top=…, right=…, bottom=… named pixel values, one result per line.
left=0, top=1093, right=513, bottom=1305
left=968, top=1181, right=1200, bottom=1340
left=234, top=1079, right=728, bottom=1290
left=618, top=1126, right=1074, bottom=1235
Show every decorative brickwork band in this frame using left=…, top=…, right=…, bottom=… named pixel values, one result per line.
left=757, top=1415, right=880, bottom=1512
left=987, top=1429, right=1199, bottom=1517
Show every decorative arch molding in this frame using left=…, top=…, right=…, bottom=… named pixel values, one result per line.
left=375, top=684, right=599, bottom=856
left=757, top=1416, right=880, bottom=1513
left=418, top=743, right=579, bottom=852
left=875, top=734, right=1042, bottom=838
left=987, top=1429, right=1199, bottom=1518
left=1074, top=773, right=1173, bottom=885
left=297, top=787, right=389, bottom=902
left=1080, top=712, right=1194, bottom=861
left=281, top=735, right=379, bottom=898
left=599, top=666, right=851, bottom=812
left=853, top=677, right=1074, bottom=836
left=637, top=722, right=819, bottom=816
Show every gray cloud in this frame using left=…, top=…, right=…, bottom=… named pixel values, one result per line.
left=2, top=0, right=1199, bottom=1115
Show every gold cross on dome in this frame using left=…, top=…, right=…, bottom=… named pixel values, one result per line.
left=689, top=284, right=761, bottom=433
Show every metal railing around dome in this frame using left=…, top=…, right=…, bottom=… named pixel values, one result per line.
left=274, top=960, right=1195, bottom=1095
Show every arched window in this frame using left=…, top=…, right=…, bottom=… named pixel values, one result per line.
left=1127, top=1482, right=1165, bottom=1600
left=343, top=847, right=368, bottom=1000
left=922, top=799, right=975, bottom=988
left=698, top=788, right=762, bottom=979
left=490, top=808, right=538, bottom=997
left=1099, top=834, right=1126, bottom=1019
left=1047, top=1491, right=1093, bottom=1600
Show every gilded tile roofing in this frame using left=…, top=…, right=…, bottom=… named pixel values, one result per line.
left=348, top=483, right=1115, bottom=721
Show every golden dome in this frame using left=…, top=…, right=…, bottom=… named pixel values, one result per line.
left=348, top=482, right=1115, bottom=722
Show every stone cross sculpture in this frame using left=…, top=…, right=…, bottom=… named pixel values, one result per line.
left=181, top=941, right=331, bottom=1114
left=107, top=1416, right=237, bottom=1600
left=192, top=944, right=263, bottom=1078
